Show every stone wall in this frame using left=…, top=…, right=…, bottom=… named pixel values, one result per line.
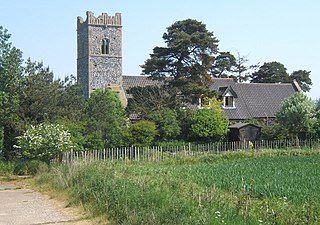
left=77, top=11, right=122, bottom=97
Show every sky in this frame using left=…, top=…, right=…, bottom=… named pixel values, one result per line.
left=1, top=0, right=319, bottom=99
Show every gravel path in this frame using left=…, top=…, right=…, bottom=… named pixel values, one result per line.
left=0, top=183, right=94, bottom=225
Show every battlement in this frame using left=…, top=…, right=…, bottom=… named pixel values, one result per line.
left=77, top=11, right=121, bottom=27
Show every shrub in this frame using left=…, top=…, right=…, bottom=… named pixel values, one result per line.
left=14, top=160, right=48, bottom=175
left=129, top=120, right=158, bottom=146
left=14, top=123, right=73, bottom=163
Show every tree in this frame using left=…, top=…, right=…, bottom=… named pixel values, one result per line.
left=141, top=19, right=219, bottom=101
left=148, top=108, right=181, bottom=141
left=19, top=59, right=60, bottom=124
left=85, top=89, right=128, bottom=148
left=290, top=70, right=312, bottom=92
left=211, top=51, right=236, bottom=78
left=0, top=26, right=23, bottom=160
left=129, top=120, right=158, bottom=147
left=276, top=92, right=316, bottom=139
left=232, top=52, right=259, bottom=82
left=189, top=108, right=229, bottom=142
left=251, top=61, right=291, bottom=83
left=126, top=85, right=179, bottom=118
left=14, top=123, right=73, bottom=164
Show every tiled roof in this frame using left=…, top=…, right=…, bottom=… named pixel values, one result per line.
left=122, top=75, right=299, bottom=120
left=122, top=75, right=166, bottom=98
left=220, top=83, right=298, bottom=120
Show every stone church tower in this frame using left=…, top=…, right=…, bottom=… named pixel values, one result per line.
left=77, top=11, right=122, bottom=98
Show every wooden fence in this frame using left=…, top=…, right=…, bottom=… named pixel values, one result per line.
left=61, top=139, right=320, bottom=164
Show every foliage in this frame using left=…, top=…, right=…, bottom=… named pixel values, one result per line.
left=189, top=108, right=228, bottom=141
left=211, top=51, right=236, bottom=78
left=129, top=120, right=158, bottom=147
left=85, top=89, right=129, bottom=148
left=290, top=70, right=312, bottom=92
left=0, top=26, right=24, bottom=160
left=201, top=96, right=223, bottom=112
left=276, top=92, right=316, bottom=139
left=36, top=150, right=320, bottom=225
left=126, top=85, right=179, bottom=118
left=251, top=61, right=291, bottom=83
left=148, top=108, right=181, bottom=140
left=13, top=160, right=48, bottom=175
left=250, top=61, right=312, bottom=92
left=14, top=123, right=73, bottom=163
left=141, top=19, right=219, bottom=100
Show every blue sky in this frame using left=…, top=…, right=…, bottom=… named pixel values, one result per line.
left=1, top=0, right=319, bottom=98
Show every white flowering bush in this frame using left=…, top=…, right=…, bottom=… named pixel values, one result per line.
left=14, top=123, right=73, bottom=163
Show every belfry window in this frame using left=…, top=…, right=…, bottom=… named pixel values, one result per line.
left=101, top=39, right=110, bottom=55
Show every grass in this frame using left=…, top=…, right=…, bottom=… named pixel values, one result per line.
left=34, top=149, right=320, bottom=225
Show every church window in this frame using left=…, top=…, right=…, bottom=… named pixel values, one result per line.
left=101, top=39, right=110, bottom=54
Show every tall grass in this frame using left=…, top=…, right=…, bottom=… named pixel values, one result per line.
left=35, top=149, right=320, bottom=224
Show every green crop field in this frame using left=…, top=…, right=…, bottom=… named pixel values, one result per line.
left=35, top=149, right=320, bottom=225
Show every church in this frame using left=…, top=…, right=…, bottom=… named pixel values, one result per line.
left=77, top=11, right=300, bottom=121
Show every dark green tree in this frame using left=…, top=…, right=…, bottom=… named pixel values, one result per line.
left=85, top=89, right=129, bottom=148
left=19, top=59, right=60, bottom=124
left=0, top=26, right=23, bottom=159
left=290, top=70, right=312, bottom=92
left=211, top=51, right=236, bottom=78
left=148, top=108, right=181, bottom=141
left=129, top=120, right=158, bottom=147
left=141, top=19, right=219, bottom=101
left=251, top=61, right=291, bottom=83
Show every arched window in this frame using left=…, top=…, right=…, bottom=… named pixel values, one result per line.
left=101, top=39, right=110, bottom=54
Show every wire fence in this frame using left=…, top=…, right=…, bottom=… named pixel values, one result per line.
left=59, top=139, right=320, bottom=164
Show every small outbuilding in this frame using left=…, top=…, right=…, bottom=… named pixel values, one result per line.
left=228, top=123, right=261, bottom=142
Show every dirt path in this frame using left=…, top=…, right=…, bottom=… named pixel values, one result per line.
left=0, top=183, right=96, bottom=225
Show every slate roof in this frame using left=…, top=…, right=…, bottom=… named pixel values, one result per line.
left=122, top=75, right=299, bottom=120
left=218, top=82, right=299, bottom=120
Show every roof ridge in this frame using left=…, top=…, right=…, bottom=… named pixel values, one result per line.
left=237, top=82, right=292, bottom=86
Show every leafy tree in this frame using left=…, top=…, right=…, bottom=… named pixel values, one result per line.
left=251, top=61, right=291, bottom=83
left=141, top=19, right=219, bottom=101
left=129, top=120, right=158, bottom=147
left=19, top=59, right=60, bottom=124
left=276, top=92, right=316, bottom=139
left=211, top=51, right=236, bottom=78
left=86, top=89, right=129, bottom=148
left=148, top=108, right=181, bottom=141
left=189, top=108, right=228, bottom=142
left=290, top=70, right=312, bottom=92
left=0, top=26, right=23, bottom=159
left=14, top=123, right=73, bottom=163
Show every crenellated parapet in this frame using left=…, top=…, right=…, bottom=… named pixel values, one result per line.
left=77, top=11, right=121, bottom=27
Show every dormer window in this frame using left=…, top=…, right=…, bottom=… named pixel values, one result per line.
left=222, top=88, right=236, bottom=108
left=101, top=39, right=110, bottom=54
left=224, top=96, right=234, bottom=107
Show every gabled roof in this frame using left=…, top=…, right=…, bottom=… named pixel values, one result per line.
left=122, top=75, right=299, bottom=120
left=216, top=83, right=299, bottom=120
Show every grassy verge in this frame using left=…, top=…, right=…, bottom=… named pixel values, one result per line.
left=34, top=149, right=320, bottom=224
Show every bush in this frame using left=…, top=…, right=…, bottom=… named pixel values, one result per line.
left=0, top=161, right=15, bottom=176
left=129, top=120, right=158, bottom=146
left=14, top=123, right=73, bottom=163
left=14, top=160, right=48, bottom=175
